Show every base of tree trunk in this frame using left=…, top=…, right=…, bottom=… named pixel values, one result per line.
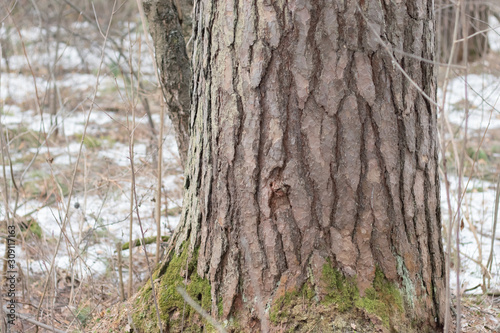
left=92, top=246, right=442, bottom=333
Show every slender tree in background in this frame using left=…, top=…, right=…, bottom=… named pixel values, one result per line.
left=437, top=0, right=489, bottom=63
left=144, top=0, right=192, bottom=167
left=138, top=0, right=446, bottom=331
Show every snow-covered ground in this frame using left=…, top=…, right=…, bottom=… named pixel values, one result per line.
left=442, top=176, right=500, bottom=293
left=489, top=15, right=500, bottom=54
left=435, top=16, right=500, bottom=293
left=442, top=73, right=500, bottom=133
left=438, top=16, right=500, bottom=135
left=0, top=23, right=180, bottom=286
left=7, top=176, right=182, bottom=278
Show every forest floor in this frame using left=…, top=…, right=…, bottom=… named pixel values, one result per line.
left=450, top=294, right=500, bottom=332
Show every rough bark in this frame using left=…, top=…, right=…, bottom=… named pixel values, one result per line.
left=144, top=0, right=192, bottom=167
left=163, top=0, right=445, bottom=331
left=437, top=0, right=489, bottom=63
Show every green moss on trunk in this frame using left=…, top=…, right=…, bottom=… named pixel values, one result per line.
left=270, top=261, right=407, bottom=332
left=270, top=282, right=316, bottom=324
left=132, top=246, right=212, bottom=332
left=321, top=262, right=359, bottom=312
left=354, top=268, right=404, bottom=327
left=322, top=262, right=404, bottom=328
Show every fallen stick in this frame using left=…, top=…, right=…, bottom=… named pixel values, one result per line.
left=3, top=306, right=66, bottom=333
left=120, top=235, right=169, bottom=251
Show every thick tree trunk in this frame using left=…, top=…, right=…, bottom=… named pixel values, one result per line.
left=151, top=0, right=445, bottom=332
left=437, top=0, right=489, bottom=63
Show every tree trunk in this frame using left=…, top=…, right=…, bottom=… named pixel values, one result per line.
left=437, top=0, right=489, bottom=63
left=144, top=0, right=192, bottom=167
left=142, top=0, right=445, bottom=332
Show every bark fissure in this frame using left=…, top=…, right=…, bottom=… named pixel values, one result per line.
left=365, top=97, right=399, bottom=280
